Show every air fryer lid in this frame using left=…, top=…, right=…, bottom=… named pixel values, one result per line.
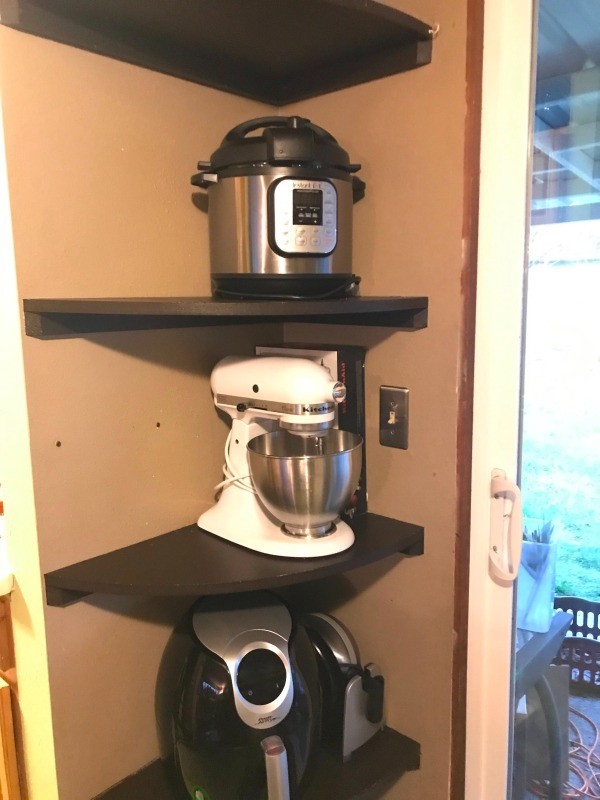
left=204, top=115, right=361, bottom=172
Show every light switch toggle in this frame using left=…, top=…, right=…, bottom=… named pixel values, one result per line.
left=379, top=386, right=409, bottom=449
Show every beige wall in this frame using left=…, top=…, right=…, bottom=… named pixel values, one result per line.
left=0, top=27, right=279, bottom=798
left=0, top=85, right=59, bottom=799
left=0, top=0, right=469, bottom=794
left=285, top=2, right=468, bottom=796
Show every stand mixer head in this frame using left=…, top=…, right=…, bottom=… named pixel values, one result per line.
left=198, top=355, right=362, bottom=557
left=210, top=354, right=346, bottom=433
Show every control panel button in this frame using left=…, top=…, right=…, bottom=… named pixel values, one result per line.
left=296, top=236, right=307, bottom=246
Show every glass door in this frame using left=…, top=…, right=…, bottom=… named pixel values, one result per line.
left=512, top=1, right=600, bottom=798
left=467, top=1, right=600, bottom=798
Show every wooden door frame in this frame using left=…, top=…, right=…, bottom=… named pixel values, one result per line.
left=451, top=0, right=484, bottom=795
left=458, top=0, right=536, bottom=794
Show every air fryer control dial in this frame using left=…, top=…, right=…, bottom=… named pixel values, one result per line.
left=236, top=648, right=287, bottom=705
left=272, top=178, right=337, bottom=255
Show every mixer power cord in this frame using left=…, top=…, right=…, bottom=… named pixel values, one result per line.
left=214, top=430, right=256, bottom=496
left=528, top=705, right=600, bottom=799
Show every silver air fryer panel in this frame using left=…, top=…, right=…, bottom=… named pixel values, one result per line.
left=192, top=594, right=294, bottom=730
left=272, top=178, right=337, bottom=255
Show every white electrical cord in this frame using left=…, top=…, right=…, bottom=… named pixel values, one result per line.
left=214, top=429, right=256, bottom=495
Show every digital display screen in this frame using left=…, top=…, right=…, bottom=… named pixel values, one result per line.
left=293, top=189, right=323, bottom=225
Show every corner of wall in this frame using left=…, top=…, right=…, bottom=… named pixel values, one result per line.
left=0, top=85, right=59, bottom=799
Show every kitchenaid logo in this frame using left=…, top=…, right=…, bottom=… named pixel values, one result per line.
left=302, top=402, right=334, bottom=414
left=258, top=714, right=278, bottom=725
left=303, top=404, right=328, bottom=413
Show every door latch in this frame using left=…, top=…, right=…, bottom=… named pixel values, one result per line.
left=489, top=468, right=523, bottom=582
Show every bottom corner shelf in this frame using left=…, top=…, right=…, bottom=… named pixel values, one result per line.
left=95, top=726, right=420, bottom=800
left=304, top=726, right=420, bottom=800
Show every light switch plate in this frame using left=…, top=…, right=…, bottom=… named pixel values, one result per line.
left=379, top=386, right=409, bottom=449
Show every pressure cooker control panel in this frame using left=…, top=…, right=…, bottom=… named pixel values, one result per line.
left=271, top=178, right=337, bottom=256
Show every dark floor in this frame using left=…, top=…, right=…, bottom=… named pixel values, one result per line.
left=524, top=692, right=600, bottom=799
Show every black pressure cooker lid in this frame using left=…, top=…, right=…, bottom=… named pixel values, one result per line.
left=205, top=116, right=360, bottom=173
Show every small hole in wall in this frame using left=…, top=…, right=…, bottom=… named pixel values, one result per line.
left=156, top=422, right=161, bottom=428
left=55, top=440, right=62, bottom=447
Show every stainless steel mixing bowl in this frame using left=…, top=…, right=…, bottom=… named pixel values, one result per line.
left=247, top=429, right=363, bottom=538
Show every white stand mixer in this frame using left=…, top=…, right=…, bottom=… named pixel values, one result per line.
left=198, top=355, right=357, bottom=558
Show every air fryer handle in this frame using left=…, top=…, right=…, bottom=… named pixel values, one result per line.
left=364, top=672, right=385, bottom=724
left=261, top=736, right=291, bottom=800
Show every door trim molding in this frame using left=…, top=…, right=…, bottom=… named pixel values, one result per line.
left=451, top=0, right=484, bottom=795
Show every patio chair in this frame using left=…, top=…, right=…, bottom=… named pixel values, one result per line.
left=552, top=596, right=600, bottom=695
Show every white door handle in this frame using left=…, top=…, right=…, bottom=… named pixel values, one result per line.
left=489, top=469, right=523, bottom=581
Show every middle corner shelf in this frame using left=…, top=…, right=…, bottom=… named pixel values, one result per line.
left=44, top=512, right=424, bottom=607
left=23, top=295, right=429, bottom=339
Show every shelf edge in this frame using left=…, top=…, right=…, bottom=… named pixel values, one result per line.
left=44, top=514, right=424, bottom=607
left=23, top=297, right=429, bottom=338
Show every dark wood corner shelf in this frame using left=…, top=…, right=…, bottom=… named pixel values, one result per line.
left=44, top=512, right=424, bottom=607
left=95, top=725, right=420, bottom=800
left=0, top=0, right=433, bottom=105
left=23, top=296, right=429, bottom=339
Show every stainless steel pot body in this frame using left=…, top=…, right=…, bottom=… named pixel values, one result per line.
left=208, top=173, right=354, bottom=276
left=247, top=429, right=363, bottom=537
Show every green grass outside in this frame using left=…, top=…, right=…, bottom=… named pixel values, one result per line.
left=521, top=260, right=600, bottom=604
left=553, top=542, right=600, bottom=600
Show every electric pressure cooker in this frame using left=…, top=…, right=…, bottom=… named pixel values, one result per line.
left=191, top=116, right=365, bottom=299
left=156, top=592, right=321, bottom=800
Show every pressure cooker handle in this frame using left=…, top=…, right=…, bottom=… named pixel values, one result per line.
left=352, top=175, right=366, bottom=203
left=191, top=162, right=218, bottom=190
left=224, top=115, right=337, bottom=143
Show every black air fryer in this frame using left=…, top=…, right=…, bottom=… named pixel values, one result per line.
left=156, top=593, right=321, bottom=800
left=191, top=116, right=365, bottom=300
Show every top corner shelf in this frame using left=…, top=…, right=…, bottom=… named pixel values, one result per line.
left=23, top=296, right=428, bottom=338
left=0, top=0, right=433, bottom=104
